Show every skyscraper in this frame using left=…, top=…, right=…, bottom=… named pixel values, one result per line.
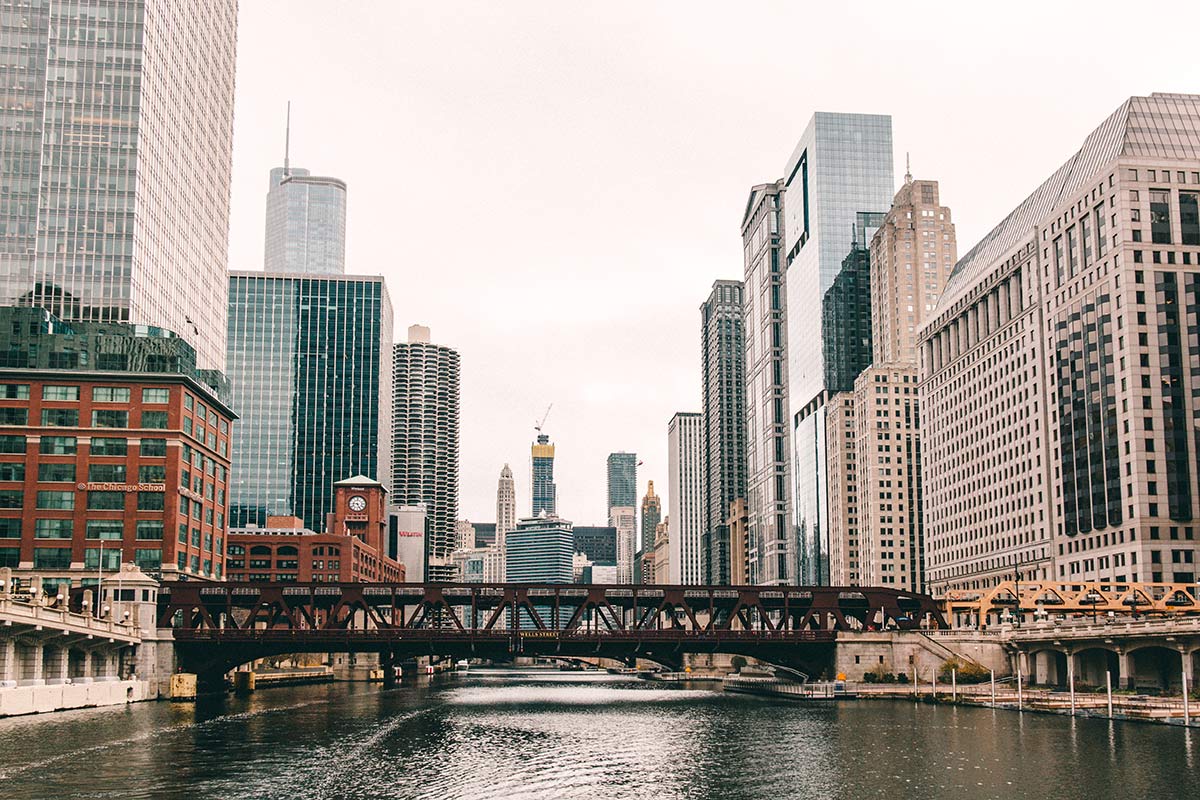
left=606, top=452, right=638, bottom=514
left=531, top=434, right=557, bottom=516
left=921, top=93, right=1200, bottom=595
left=392, top=325, right=461, bottom=582
left=741, top=180, right=792, bottom=586
left=851, top=175, right=956, bottom=593
left=228, top=272, right=392, bottom=532
left=265, top=167, right=347, bottom=276
left=667, top=412, right=704, bottom=584
left=610, top=505, right=636, bottom=584
left=821, top=215, right=882, bottom=393
left=701, top=280, right=747, bottom=585
left=507, top=515, right=575, bottom=584
left=496, top=464, right=517, bottom=547
left=782, top=112, right=894, bottom=585
left=640, top=481, right=661, bottom=554
left=0, top=0, right=239, bottom=371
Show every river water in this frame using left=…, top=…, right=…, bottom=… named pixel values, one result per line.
left=0, top=668, right=1194, bottom=799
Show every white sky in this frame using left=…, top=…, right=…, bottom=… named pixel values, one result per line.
left=229, top=0, right=1200, bottom=525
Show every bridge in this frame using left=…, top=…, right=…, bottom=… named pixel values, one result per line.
left=158, top=581, right=946, bottom=685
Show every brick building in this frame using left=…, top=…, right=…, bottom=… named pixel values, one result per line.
left=227, top=476, right=404, bottom=582
left=0, top=307, right=234, bottom=593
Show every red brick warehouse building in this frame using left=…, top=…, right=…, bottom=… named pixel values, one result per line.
left=226, top=476, right=404, bottom=582
left=0, top=308, right=235, bottom=593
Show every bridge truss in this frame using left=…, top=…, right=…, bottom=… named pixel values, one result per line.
left=159, top=581, right=946, bottom=678
left=943, top=579, right=1200, bottom=623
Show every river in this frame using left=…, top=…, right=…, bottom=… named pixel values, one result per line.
left=0, top=668, right=1194, bottom=799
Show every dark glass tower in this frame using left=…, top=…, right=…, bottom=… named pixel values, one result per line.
left=227, top=272, right=392, bottom=531
left=531, top=434, right=557, bottom=516
left=701, top=280, right=747, bottom=585
left=606, top=452, right=638, bottom=511
left=822, top=215, right=883, bottom=393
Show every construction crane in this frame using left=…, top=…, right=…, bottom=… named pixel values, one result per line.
left=534, top=404, right=553, bottom=433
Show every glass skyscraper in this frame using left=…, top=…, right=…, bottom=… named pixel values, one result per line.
left=265, top=167, right=347, bottom=276
left=227, top=272, right=393, bottom=532
left=782, top=113, right=893, bottom=584
left=0, top=0, right=238, bottom=371
left=531, top=434, right=557, bottom=516
left=606, top=452, right=637, bottom=511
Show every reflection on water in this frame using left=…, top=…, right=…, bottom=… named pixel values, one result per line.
left=0, top=667, right=1194, bottom=799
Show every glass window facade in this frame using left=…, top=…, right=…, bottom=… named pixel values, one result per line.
left=228, top=273, right=392, bottom=531
left=264, top=168, right=348, bottom=275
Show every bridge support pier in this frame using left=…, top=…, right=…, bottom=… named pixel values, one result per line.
left=1118, top=649, right=1134, bottom=690
left=381, top=650, right=397, bottom=687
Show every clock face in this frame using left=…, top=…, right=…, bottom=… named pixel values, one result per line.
left=348, top=495, right=367, bottom=512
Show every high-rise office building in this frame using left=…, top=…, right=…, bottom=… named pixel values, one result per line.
left=640, top=481, right=661, bottom=554
left=667, top=412, right=704, bottom=584
left=701, top=280, right=747, bottom=585
left=606, top=451, right=637, bottom=513
left=741, top=180, right=792, bottom=585
left=653, top=517, right=671, bottom=584
left=0, top=0, right=238, bottom=371
left=228, top=272, right=392, bottom=532
left=825, top=392, right=860, bottom=585
left=850, top=175, right=956, bottom=593
left=496, top=464, right=517, bottom=547
left=610, top=505, right=636, bottom=584
left=392, top=325, right=461, bottom=582
left=265, top=166, right=347, bottom=276
left=822, top=216, right=881, bottom=393
left=920, top=93, right=1200, bottom=595
left=531, top=434, right=557, bottom=516
left=573, top=525, right=617, bottom=566
left=506, top=515, right=575, bottom=584
left=782, top=112, right=894, bottom=585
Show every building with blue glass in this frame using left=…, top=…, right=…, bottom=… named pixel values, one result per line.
left=531, top=434, right=557, bottom=516
left=506, top=515, right=575, bottom=583
left=782, top=113, right=894, bottom=585
left=265, top=167, right=347, bottom=276
left=227, top=272, right=392, bottom=532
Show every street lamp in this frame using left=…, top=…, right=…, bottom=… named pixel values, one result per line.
left=1083, top=591, right=1103, bottom=623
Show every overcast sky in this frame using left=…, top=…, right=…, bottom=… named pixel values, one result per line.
left=229, top=0, right=1200, bottom=525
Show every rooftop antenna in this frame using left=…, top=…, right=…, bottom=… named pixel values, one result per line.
left=284, top=101, right=292, bottom=176
left=904, top=151, right=912, bottom=185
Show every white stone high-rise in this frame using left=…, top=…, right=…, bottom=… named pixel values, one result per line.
left=393, top=325, right=461, bottom=581
left=610, top=506, right=636, bottom=584
left=667, top=412, right=704, bottom=584
left=0, top=0, right=239, bottom=370
left=496, top=464, right=517, bottom=546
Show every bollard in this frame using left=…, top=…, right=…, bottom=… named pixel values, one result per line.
left=1017, top=668, right=1023, bottom=711
left=990, top=669, right=995, bottom=708
left=1069, top=658, right=1076, bottom=716
left=1106, top=670, right=1113, bottom=719
left=1183, top=652, right=1191, bottom=727
left=952, top=668, right=957, bottom=703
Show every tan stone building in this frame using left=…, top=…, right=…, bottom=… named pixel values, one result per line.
left=919, top=94, right=1200, bottom=596
left=653, top=517, right=671, bottom=584
left=825, top=393, right=860, bottom=585
left=853, top=175, right=957, bottom=593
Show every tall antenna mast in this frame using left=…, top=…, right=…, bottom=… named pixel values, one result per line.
left=284, top=101, right=292, bottom=176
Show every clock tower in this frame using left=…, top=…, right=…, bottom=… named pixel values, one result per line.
left=333, top=475, right=388, bottom=555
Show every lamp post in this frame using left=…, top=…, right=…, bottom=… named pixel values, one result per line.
left=1083, top=590, right=1103, bottom=624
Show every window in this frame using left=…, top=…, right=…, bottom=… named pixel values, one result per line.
left=92, top=387, right=130, bottom=403
left=83, top=549, right=120, bottom=570
left=0, top=547, right=17, bottom=567
left=87, top=520, right=124, bottom=540
left=42, top=386, right=79, bottom=401
left=178, top=524, right=188, bottom=544
left=135, top=521, right=163, bottom=540
left=91, top=437, right=127, bottom=456
left=138, top=465, right=166, bottom=483
left=39, top=436, right=75, bottom=455
left=227, top=544, right=245, bottom=556
left=0, top=463, right=24, bottom=481
left=137, top=492, right=165, bottom=511
left=0, top=490, right=21, bottom=509
left=37, top=463, right=74, bottom=482
left=0, top=407, right=26, bottom=425
left=41, top=408, right=78, bottom=426
left=142, top=388, right=170, bottom=404
left=0, top=435, right=25, bottom=454
left=1150, top=189, right=1172, bottom=244
left=0, top=384, right=29, bottom=400
left=87, top=491, right=125, bottom=510
left=0, top=518, right=19, bottom=538
left=182, top=417, right=192, bottom=436
left=141, top=410, right=168, bottom=429
left=36, top=490, right=73, bottom=510
left=34, top=519, right=72, bottom=539
left=33, top=548, right=71, bottom=570
left=197, top=404, right=207, bottom=422
left=1181, top=192, right=1199, bottom=246
left=140, top=438, right=166, bottom=457
left=184, top=395, right=193, bottom=411
left=135, top=549, right=162, bottom=571
left=91, top=409, right=128, bottom=428
left=88, top=464, right=126, bottom=482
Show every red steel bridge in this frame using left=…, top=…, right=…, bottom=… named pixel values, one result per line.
left=159, top=581, right=946, bottom=684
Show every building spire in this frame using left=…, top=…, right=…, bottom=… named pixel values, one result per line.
left=904, top=151, right=912, bottom=185
left=284, top=101, right=292, bottom=176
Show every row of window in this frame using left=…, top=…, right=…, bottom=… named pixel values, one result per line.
left=0, top=462, right=166, bottom=483
left=0, top=489, right=168, bottom=511
left=0, top=435, right=166, bottom=455
left=0, top=384, right=170, bottom=404
left=0, top=547, right=163, bottom=572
